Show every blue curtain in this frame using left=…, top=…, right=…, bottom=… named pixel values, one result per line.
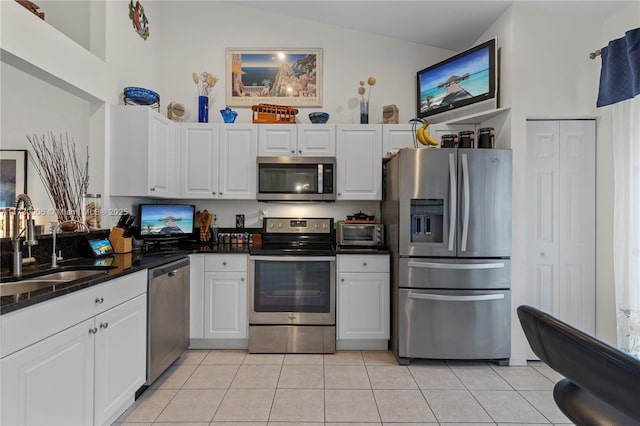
left=597, top=27, right=640, bottom=107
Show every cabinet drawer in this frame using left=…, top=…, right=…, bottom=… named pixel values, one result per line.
left=338, top=255, right=389, bottom=273
left=204, top=254, right=248, bottom=272
left=1, top=270, right=147, bottom=358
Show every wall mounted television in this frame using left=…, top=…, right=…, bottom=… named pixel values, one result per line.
left=417, top=38, right=497, bottom=121
left=138, top=204, right=195, bottom=242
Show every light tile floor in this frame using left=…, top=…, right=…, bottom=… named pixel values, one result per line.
left=114, top=350, right=573, bottom=425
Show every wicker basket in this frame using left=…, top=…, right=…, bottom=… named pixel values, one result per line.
left=251, top=103, right=298, bottom=124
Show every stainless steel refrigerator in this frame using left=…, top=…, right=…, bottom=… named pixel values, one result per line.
left=382, top=148, right=512, bottom=365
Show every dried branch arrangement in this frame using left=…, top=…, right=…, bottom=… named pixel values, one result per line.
left=27, top=132, right=89, bottom=223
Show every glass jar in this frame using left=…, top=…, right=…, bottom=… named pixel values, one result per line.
left=478, top=127, right=495, bottom=149
left=441, top=134, right=458, bottom=148
left=458, top=130, right=475, bottom=149
left=82, top=193, right=102, bottom=230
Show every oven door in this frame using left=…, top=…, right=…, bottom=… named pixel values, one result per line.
left=249, top=256, right=336, bottom=325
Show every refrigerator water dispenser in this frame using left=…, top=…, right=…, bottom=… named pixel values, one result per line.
left=410, top=199, right=443, bottom=243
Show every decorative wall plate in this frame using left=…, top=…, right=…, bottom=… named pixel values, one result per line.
left=129, top=0, right=149, bottom=40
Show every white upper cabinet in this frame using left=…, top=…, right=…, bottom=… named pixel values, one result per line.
left=336, top=124, right=383, bottom=200
left=382, top=124, right=416, bottom=157
left=297, top=124, right=336, bottom=156
left=258, top=124, right=335, bottom=157
left=110, top=106, right=178, bottom=198
left=218, top=124, right=257, bottom=199
left=180, top=123, right=220, bottom=198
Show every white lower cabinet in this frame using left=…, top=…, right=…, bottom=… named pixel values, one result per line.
left=199, top=254, right=248, bottom=347
left=337, top=254, right=390, bottom=349
left=0, top=270, right=147, bottom=426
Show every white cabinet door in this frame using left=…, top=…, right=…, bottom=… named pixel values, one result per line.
left=1, top=319, right=95, bottom=426
left=148, top=112, right=176, bottom=197
left=382, top=124, right=416, bottom=157
left=337, top=254, right=390, bottom=341
left=180, top=123, right=219, bottom=198
left=110, top=105, right=177, bottom=197
left=219, top=124, right=257, bottom=199
left=258, top=124, right=297, bottom=156
left=336, top=124, right=383, bottom=200
left=525, top=120, right=596, bottom=340
left=94, top=294, right=147, bottom=426
left=204, top=271, right=248, bottom=339
left=297, top=124, right=336, bottom=156
left=338, top=272, right=389, bottom=340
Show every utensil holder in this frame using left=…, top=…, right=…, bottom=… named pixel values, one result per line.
left=109, top=227, right=132, bottom=253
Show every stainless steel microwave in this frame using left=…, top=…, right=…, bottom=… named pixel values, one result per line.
left=337, top=221, right=385, bottom=247
left=257, top=156, right=336, bottom=201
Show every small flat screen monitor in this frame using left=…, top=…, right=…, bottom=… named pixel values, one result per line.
left=417, top=38, right=497, bottom=120
left=138, top=204, right=195, bottom=241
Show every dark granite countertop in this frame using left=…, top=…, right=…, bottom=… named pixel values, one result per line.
left=0, top=244, right=250, bottom=315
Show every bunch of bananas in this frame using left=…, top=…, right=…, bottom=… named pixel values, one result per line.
left=410, top=118, right=439, bottom=146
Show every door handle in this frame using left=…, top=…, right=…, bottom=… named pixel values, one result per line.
left=461, top=153, right=470, bottom=252
left=168, top=269, right=178, bottom=277
left=408, top=292, right=505, bottom=302
left=448, top=153, right=456, bottom=252
left=407, top=261, right=505, bottom=270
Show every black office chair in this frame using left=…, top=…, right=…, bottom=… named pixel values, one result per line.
left=517, top=305, right=640, bottom=425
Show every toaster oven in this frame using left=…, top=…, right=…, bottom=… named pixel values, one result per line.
left=336, top=221, right=384, bottom=247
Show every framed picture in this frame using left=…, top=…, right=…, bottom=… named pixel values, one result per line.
left=226, top=48, right=322, bottom=107
left=0, top=150, right=27, bottom=208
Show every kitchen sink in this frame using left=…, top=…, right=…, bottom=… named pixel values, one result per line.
left=0, top=280, right=66, bottom=297
left=0, top=269, right=111, bottom=297
left=30, top=269, right=109, bottom=282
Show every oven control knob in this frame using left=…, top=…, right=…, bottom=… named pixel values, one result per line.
left=268, top=223, right=275, bottom=229
left=277, top=223, right=283, bottom=229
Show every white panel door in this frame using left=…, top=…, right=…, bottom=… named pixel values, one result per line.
left=180, top=123, right=219, bottom=198
left=382, top=124, right=415, bottom=157
left=337, top=272, right=389, bottom=340
left=204, top=271, right=248, bottom=339
left=525, top=120, right=596, bottom=351
left=219, top=124, right=257, bottom=199
left=258, top=124, right=297, bottom=156
left=149, top=112, right=175, bottom=196
left=94, top=294, right=147, bottom=426
left=336, top=124, right=383, bottom=200
left=1, top=319, right=94, bottom=426
left=297, top=124, right=336, bottom=156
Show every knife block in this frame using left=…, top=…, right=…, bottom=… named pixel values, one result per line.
left=109, top=227, right=132, bottom=253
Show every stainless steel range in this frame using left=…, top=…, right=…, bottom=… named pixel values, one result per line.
left=248, top=217, right=336, bottom=353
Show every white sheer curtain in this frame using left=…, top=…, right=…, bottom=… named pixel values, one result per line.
left=611, top=97, right=640, bottom=356
left=597, top=27, right=640, bottom=356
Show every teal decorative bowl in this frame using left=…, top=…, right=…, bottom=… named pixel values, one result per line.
left=309, top=112, right=329, bottom=124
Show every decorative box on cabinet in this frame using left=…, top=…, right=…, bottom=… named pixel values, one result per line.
left=337, top=254, right=390, bottom=350
left=110, top=106, right=178, bottom=197
left=336, top=124, right=383, bottom=200
left=0, top=270, right=147, bottom=426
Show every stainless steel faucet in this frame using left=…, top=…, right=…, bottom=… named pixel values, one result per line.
left=51, top=220, right=89, bottom=268
left=11, top=194, right=38, bottom=277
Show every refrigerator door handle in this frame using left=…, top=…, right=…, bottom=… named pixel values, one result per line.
left=448, top=153, right=456, bottom=252
left=408, top=292, right=505, bottom=302
left=407, top=261, right=506, bottom=270
left=460, top=153, right=470, bottom=252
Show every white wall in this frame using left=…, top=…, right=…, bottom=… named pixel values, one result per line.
left=153, top=2, right=455, bottom=125
left=0, top=62, right=92, bottom=225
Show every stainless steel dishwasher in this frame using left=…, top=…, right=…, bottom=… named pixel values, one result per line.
left=146, top=257, right=190, bottom=385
